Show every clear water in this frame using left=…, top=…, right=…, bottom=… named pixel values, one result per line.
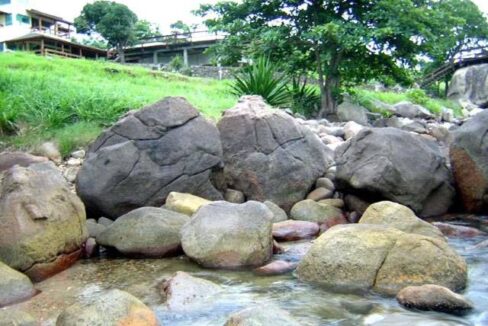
left=2, top=233, right=488, bottom=326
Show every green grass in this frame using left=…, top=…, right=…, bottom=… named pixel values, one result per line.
left=0, top=52, right=236, bottom=156
left=350, top=88, right=463, bottom=117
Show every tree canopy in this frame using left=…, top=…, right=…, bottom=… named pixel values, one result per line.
left=197, top=0, right=488, bottom=117
left=74, top=0, right=138, bottom=63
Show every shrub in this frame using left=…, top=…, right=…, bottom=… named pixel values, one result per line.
left=406, top=88, right=429, bottom=105
left=168, top=55, right=184, bottom=72
left=231, top=56, right=290, bottom=107
left=287, top=78, right=320, bottom=117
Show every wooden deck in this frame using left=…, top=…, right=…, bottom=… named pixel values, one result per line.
left=420, top=47, right=488, bottom=87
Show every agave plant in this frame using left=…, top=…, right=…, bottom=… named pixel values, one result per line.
left=231, top=56, right=290, bottom=107
left=287, top=78, right=320, bottom=117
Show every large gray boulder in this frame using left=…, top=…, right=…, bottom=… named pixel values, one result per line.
left=76, top=97, right=223, bottom=218
left=56, top=289, right=159, bottom=326
left=448, top=64, right=488, bottom=107
left=450, top=110, right=488, bottom=213
left=296, top=224, right=467, bottom=296
left=181, top=201, right=273, bottom=268
left=0, top=162, right=87, bottom=281
left=337, top=100, right=369, bottom=126
left=218, top=96, right=332, bottom=211
left=391, top=101, right=433, bottom=119
left=97, top=207, right=190, bottom=257
left=335, top=128, right=455, bottom=217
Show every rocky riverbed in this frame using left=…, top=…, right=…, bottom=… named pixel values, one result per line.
left=1, top=234, right=487, bottom=326
left=1, top=93, right=488, bottom=325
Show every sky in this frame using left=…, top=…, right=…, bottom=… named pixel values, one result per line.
left=31, top=0, right=488, bottom=33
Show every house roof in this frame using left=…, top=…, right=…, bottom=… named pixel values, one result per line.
left=27, top=9, right=72, bottom=25
left=5, top=32, right=106, bottom=54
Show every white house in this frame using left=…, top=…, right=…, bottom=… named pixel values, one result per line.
left=0, top=0, right=105, bottom=58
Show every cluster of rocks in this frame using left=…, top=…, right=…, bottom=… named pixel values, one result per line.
left=0, top=91, right=486, bottom=324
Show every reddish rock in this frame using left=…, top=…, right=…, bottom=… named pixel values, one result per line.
left=254, top=260, right=297, bottom=276
left=306, top=187, right=333, bottom=201
left=26, top=250, right=82, bottom=282
left=433, top=222, right=485, bottom=238
left=272, top=220, right=319, bottom=241
left=0, top=152, right=47, bottom=172
left=320, top=214, right=348, bottom=233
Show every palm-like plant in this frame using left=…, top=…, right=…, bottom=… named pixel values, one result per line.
left=231, top=56, right=290, bottom=107
left=288, top=78, right=320, bottom=117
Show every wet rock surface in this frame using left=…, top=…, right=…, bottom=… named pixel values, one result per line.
left=181, top=201, right=274, bottom=268
left=0, top=162, right=87, bottom=281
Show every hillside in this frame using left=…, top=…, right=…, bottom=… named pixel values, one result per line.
left=0, top=53, right=236, bottom=156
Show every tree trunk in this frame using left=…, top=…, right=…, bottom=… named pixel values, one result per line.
left=317, top=48, right=342, bottom=119
left=117, top=44, right=126, bottom=64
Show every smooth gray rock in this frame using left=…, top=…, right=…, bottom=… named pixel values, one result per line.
left=97, top=207, right=189, bottom=257
left=264, top=200, right=288, bottom=223
left=218, top=96, right=332, bottom=212
left=448, top=64, right=488, bottom=107
left=397, top=284, right=473, bottom=315
left=0, top=261, right=36, bottom=307
left=391, top=101, right=433, bottom=119
left=56, top=289, right=159, bottom=326
left=181, top=201, right=273, bottom=268
left=224, top=189, right=245, bottom=204
left=290, top=199, right=343, bottom=223
left=450, top=110, right=488, bottom=213
left=161, top=271, right=221, bottom=312
left=76, top=97, right=223, bottom=218
left=337, top=100, right=369, bottom=126
left=335, top=128, right=455, bottom=217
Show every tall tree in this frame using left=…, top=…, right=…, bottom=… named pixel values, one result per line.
left=197, top=0, right=487, bottom=117
left=74, top=1, right=138, bottom=63
left=133, top=20, right=162, bottom=40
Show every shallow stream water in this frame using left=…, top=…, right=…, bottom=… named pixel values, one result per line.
left=2, top=231, right=488, bottom=326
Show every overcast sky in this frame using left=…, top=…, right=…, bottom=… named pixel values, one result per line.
left=32, top=0, right=488, bottom=33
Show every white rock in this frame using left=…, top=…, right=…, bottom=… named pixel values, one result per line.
left=71, top=150, right=86, bottom=159
left=344, top=121, right=365, bottom=140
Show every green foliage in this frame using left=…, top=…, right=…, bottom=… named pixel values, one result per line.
left=170, top=20, right=192, bottom=34
left=231, top=57, right=290, bottom=107
left=133, top=20, right=162, bottom=40
left=406, top=89, right=430, bottom=106
left=74, top=1, right=138, bottom=61
left=0, top=52, right=236, bottom=153
left=287, top=79, right=320, bottom=117
left=197, top=0, right=488, bottom=115
left=168, top=55, right=184, bottom=72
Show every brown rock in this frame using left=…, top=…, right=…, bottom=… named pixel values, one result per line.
left=306, top=188, right=333, bottom=201
left=0, top=152, right=47, bottom=172
left=344, top=195, right=370, bottom=214
left=433, top=222, right=485, bottom=238
left=272, top=220, right=320, bottom=241
left=319, top=214, right=348, bottom=233
left=397, top=284, right=473, bottom=315
left=254, top=260, right=297, bottom=276
left=318, top=198, right=344, bottom=209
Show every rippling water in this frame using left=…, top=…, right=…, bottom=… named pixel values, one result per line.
left=2, top=232, right=488, bottom=326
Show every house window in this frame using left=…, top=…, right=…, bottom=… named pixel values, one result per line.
left=0, top=0, right=11, bottom=5
left=16, top=14, right=29, bottom=24
left=5, top=14, right=12, bottom=26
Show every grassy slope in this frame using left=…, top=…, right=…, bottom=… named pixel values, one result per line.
left=0, top=52, right=236, bottom=156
